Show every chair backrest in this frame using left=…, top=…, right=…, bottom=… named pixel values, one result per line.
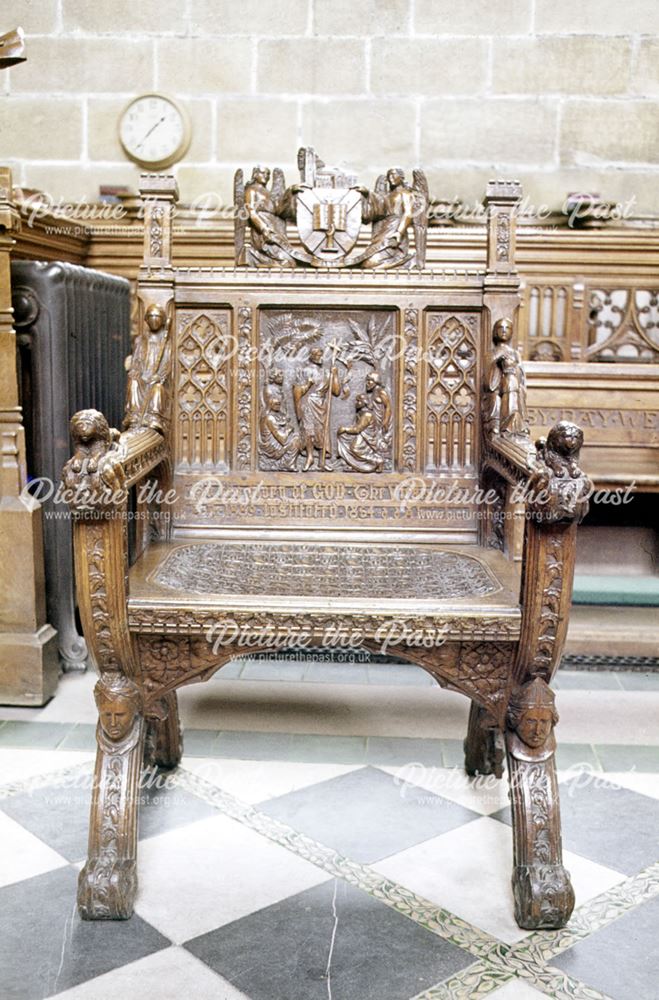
left=132, top=161, right=523, bottom=543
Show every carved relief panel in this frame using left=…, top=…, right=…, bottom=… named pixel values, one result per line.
left=423, top=313, right=478, bottom=473
left=257, top=308, right=395, bottom=474
left=175, top=310, right=231, bottom=470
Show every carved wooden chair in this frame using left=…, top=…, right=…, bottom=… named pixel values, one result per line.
left=63, top=153, right=591, bottom=929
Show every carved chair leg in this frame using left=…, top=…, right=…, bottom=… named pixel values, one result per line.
left=464, top=701, right=504, bottom=778
left=144, top=691, right=183, bottom=771
left=506, top=678, right=575, bottom=930
left=78, top=674, right=145, bottom=920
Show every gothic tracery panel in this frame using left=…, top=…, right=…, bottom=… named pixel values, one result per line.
left=424, top=313, right=478, bottom=473
left=175, top=310, right=231, bottom=470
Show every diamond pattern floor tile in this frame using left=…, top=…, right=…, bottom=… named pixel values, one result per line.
left=0, top=866, right=169, bottom=1000
left=185, top=878, right=474, bottom=1000
left=259, top=765, right=481, bottom=863
left=133, top=813, right=331, bottom=943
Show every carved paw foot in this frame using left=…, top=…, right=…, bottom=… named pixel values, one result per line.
left=78, top=858, right=138, bottom=920
left=512, top=864, right=575, bottom=929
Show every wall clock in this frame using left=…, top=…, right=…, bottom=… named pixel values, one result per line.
left=118, top=93, right=191, bottom=170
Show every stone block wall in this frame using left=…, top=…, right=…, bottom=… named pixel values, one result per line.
left=1, top=0, right=658, bottom=210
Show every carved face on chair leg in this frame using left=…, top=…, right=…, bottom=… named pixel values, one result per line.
left=94, top=673, right=142, bottom=744
left=507, top=678, right=558, bottom=755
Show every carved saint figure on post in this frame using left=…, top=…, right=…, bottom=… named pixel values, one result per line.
left=124, top=303, right=172, bottom=435
left=484, top=317, right=529, bottom=437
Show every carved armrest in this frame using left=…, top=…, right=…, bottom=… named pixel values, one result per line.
left=61, top=409, right=168, bottom=514
left=484, top=433, right=536, bottom=486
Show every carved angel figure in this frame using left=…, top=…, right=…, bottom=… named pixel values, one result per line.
left=357, top=167, right=429, bottom=269
left=124, top=303, right=172, bottom=434
left=234, top=165, right=295, bottom=265
left=484, top=318, right=529, bottom=437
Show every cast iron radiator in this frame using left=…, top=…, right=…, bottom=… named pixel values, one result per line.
left=11, top=261, right=131, bottom=671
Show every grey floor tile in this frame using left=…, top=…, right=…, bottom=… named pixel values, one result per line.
left=58, top=723, right=98, bottom=751
left=554, top=671, right=623, bottom=690
left=215, top=729, right=294, bottom=760
left=616, top=671, right=659, bottom=691
left=552, top=892, right=659, bottom=1000
left=240, top=661, right=306, bottom=682
left=181, top=729, right=224, bottom=756
left=365, top=736, right=443, bottom=766
left=0, top=721, right=74, bottom=749
left=593, top=743, right=659, bottom=773
left=185, top=878, right=473, bottom=1000
left=211, top=660, right=244, bottom=680
left=0, top=866, right=169, bottom=1000
left=493, top=775, right=659, bottom=876
left=440, top=738, right=466, bottom=768
left=555, top=743, right=601, bottom=771
left=259, top=765, right=480, bottom=863
left=304, top=662, right=371, bottom=684
left=367, top=663, right=434, bottom=686
left=1, top=773, right=218, bottom=863
left=288, top=733, right=367, bottom=764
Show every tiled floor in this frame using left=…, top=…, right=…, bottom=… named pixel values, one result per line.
left=0, top=666, right=658, bottom=1000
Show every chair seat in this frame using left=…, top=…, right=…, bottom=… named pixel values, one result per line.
left=127, top=539, right=522, bottom=640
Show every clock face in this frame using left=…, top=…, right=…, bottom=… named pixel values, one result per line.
left=119, top=94, right=191, bottom=170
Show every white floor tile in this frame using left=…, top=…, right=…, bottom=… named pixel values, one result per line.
left=133, top=812, right=331, bottom=943
left=489, top=980, right=548, bottom=999
left=379, top=763, right=511, bottom=815
left=373, top=816, right=626, bottom=945
left=0, top=749, right=94, bottom=786
left=181, top=757, right=361, bottom=804
left=35, top=671, right=97, bottom=724
left=50, top=946, right=249, bottom=999
left=0, top=810, right=68, bottom=887
left=600, top=771, right=659, bottom=801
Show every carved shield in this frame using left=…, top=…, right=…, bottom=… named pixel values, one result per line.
left=296, top=186, right=362, bottom=263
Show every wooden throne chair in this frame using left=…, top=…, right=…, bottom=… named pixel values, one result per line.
left=62, top=150, right=591, bottom=929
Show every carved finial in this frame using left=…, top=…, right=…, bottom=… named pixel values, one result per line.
left=62, top=409, right=126, bottom=512
left=528, top=421, right=592, bottom=524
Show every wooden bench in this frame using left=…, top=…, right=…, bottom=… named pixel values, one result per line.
left=63, top=150, right=591, bottom=930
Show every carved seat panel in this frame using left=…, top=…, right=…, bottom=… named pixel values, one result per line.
left=150, top=541, right=501, bottom=600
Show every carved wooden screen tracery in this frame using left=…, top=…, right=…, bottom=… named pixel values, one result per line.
left=586, top=288, right=659, bottom=362
left=175, top=310, right=231, bottom=470
left=423, top=313, right=478, bottom=473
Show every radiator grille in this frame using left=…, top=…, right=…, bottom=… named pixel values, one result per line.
left=12, top=260, right=130, bottom=670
